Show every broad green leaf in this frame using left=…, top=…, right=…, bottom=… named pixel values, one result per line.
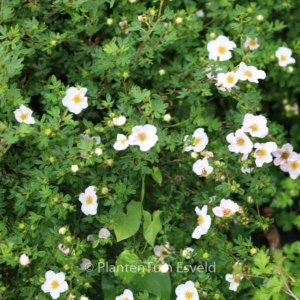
left=115, top=250, right=143, bottom=283
left=101, top=275, right=118, bottom=300
left=133, top=273, right=171, bottom=300
left=151, top=166, right=162, bottom=186
left=143, top=210, right=162, bottom=247
left=114, top=201, right=142, bottom=242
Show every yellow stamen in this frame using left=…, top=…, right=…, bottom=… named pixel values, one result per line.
left=198, top=214, right=204, bottom=225
left=256, top=149, right=267, bottom=158
left=20, top=113, right=28, bottom=120
left=281, top=55, right=287, bottom=62
left=73, top=94, right=82, bottom=104
left=236, top=137, right=245, bottom=146
left=85, top=195, right=93, bottom=205
left=223, top=208, right=232, bottom=217
left=226, top=75, right=235, bottom=84
left=281, top=151, right=290, bottom=160
left=290, top=161, right=299, bottom=170
left=138, top=132, right=147, bottom=142
left=250, top=124, right=258, bottom=132
left=185, top=291, right=194, bottom=300
left=51, top=280, right=60, bottom=290
left=244, top=70, right=252, bottom=78
left=248, top=39, right=257, bottom=47
left=218, top=46, right=226, bottom=55
left=194, top=137, right=202, bottom=146
left=121, top=139, right=127, bottom=145
left=201, top=169, right=208, bottom=176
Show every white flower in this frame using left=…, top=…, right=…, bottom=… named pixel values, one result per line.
left=116, top=289, right=134, bottom=300
left=159, top=263, right=169, bottom=273
left=226, top=129, right=253, bottom=154
left=241, top=113, right=268, bottom=138
left=176, top=17, right=183, bottom=24
left=272, top=143, right=295, bottom=166
left=192, top=157, right=213, bottom=176
left=244, top=36, right=260, bottom=50
left=80, top=296, right=89, bottom=300
left=241, top=167, right=253, bottom=174
left=82, top=134, right=101, bottom=145
left=154, top=242, right=171, bottom=262
left=59, top=227, right=67, bottom=234
left=192, top=205, right=211, bottom=239
left=41, top=271, right=68, bottom=299
left=237, top=62, right=266, bottom=83
left=107, top=18, right=113, bottom=25
left=175, top=281, right=199, bottom=300
left=99, top=228, right=111, bottom=239
left=253, top=142, right=277, bottom=167
left=94, top=148, right=103, bottom=156
left=184, top=128, right=209, bottom=152
left=14, top=105, right=36, bottom=124
left=71, top=165, right=79, bottom=173
left=275, top=47, right=295, bottom=67
left=212, top=199, right=239, bottom=217
left=281, top=153, right=300, bottom=179
left=113, top=134, right=129, bottom=151
left=58, top=244, right=70, bottom=254
left=19, top=254, right=30, bottom=266
left=256, top=14, right=264, bottom=21
left=80, top=258, right=92, bottom=271
left=216, top=72, right=239, bottom=89
left=113, top=115, right=126, bottom=126
left=79, top=186, right=98, bottom=215
left=87, top=235, right=96, bottom=243
left=196, top=9, right=204, bottom=17
left=163, top=114, right=171, bottom=121
left=128, top=124, right=158, bottom=151
left=287, top=66, right=294, bottom=73
left=182, top=247, right=194, bottom=259
left=225, top=274, right=243, bottom=291
left=62, top=87, right=88, bottom=115
left=207, top=35, right=236, bottom=61
left=159, top=69, right=166, bottom=76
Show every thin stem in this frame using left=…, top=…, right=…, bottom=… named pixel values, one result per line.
left=141, top=173, right=145, bottom=204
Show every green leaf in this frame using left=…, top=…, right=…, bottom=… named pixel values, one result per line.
left=115, top=250, right=143, bottom=283
left=252, top=250, right=274, bottom=275
left=114, top=201, right=142, bottom=242
left=151, top=166, right=162, bottom=186
left=143, top=210, right=162, bottom=247
left=133, top=273, right=171, bottom=300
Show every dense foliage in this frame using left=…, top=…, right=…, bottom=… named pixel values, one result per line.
left=0, top=0, right=300, bottom=299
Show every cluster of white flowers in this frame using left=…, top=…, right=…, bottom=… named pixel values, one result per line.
left=273, top=143, right=300, bottom=179
left=192, top=199, right=239, bottom=240
left=114, top=124, right=158, bottom=152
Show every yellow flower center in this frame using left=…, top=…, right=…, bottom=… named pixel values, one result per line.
left=194, top=137, right=202, bottom=146
left=218, top=45, right=226, bottom=55
left=198, top=214, right=204, bottom=225
left=250, top=124, right=258, bottom=132
left=223, top=208, right=232, bottom=217
left=290, top=161, right=299, bottom=170
left=185, top=290, right=194, bottom=300
left=201, top=169, right=208, bottom=176
left=281, top=151, right=290, bottom=160
left=20, top=113, right=28, bottom=120
left=236, top=137, right=245, bottom=146
left=138, top=132, right=147, bottom=142
left=244, top=70, right=252, bottom=78
left=124, top=298, right=129, bottom=300
left=85, top=195, right=93, bottom=205
left=121, top=139, right=127, bottom=145
left=73, top=94, right=82, bottom=104
left=281, top=55, right=287, bottom=62
left=249, top=39, right=257, bottom=47
left=226, top=74, right=235, bottom=84
left=256, top=149, right=267, bottom=158
left=51, top=280, right=60, bottom=290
